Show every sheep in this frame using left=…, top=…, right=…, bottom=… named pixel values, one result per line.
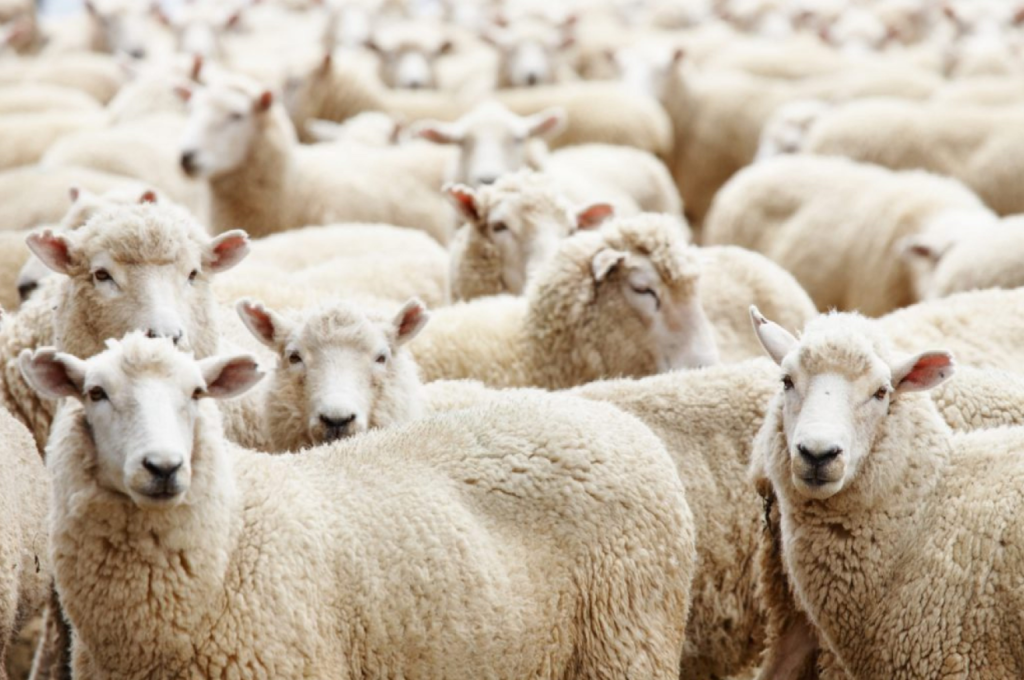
left=483, top=16, right=576, bottom=88
left=0, top=203, right=251, bottom=450
left=0, top=83, right=101, bottom=116
left=81, top=0, right=158, bottom=59
left=0, top=110, right=105, bottom=171
left=703, top=155, right=998, bottom=316
left=0, top=369, right=48, bottom=680
left=748, top=308, right=1024, bottom=678
left=445, top=171, right=616, bottom=301
left=0, top=164, right=147, bottom=232
left=236, top=298, right=429, bottom=451
left=179, top=75, right=455, bottom=243
left=22, top=331, right=696, bottom=679
left=802, top=98, right=1024, bottom=216
left=282, top=53, right=672, bottom=155
left=15, top=185, right=161, bottom=304
left=366, top=21, right=454, bottom=90
left=409, top=213, right=815, bottom=388
left=305, top=112, right=403, bottom=147
left=754, top=98, right=833, bottom=161
left=898, top=215, right=1024, bottom=299
left=0, top=53, right=124, bottom=104
left=413, top=101, right=681, bottom=215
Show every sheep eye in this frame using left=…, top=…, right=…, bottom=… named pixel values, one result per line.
left=228, top=112, right=244, bottom=122
left=93, top=269, right=111, bottom=282
left=491, top=222, right=509, bottom=233
left=288, top=351, right=302, bottom=365
left=188, top=269, right=198, bottom=283
left=88, top=386, right=107, bottom=402
left=375, top=353, right=387, bottom=365
left=782, top=376, right=794, bottom=391
left=630, top=285, right=661, bottom=309
left=192, top=387, right=205, bottom=400
left=873, top=386, right=889, bottom=401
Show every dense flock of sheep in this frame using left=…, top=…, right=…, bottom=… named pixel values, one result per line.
left=1, top=0, right=1024, bottom=677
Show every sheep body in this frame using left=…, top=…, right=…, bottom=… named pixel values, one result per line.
left=703, top=155, right=995, bottom=315
left=0, top=53, right=123, bottom=103
left=0, top=83, right=100, bottom=115
left=45, top=339, right=696, bottom=678
left=0, top=111, right=105, bottom=171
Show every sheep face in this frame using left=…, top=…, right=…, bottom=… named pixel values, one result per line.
left=486, top=21, right=571, bottom=88
left=414, top=102, right=565, bottom=187
left=370, top=34, right=452, bottom=90
left=19, top=334, right=261, bottom=508
left=752, top=309, right=954, bottom=500
left=611, top=45, right=683, bottom=103
left=85, top=0, right=150, bottom=59
left=755, top=99, right=830, bottom=162
left=237, top=299, right=428, bottom=450
left=897, top=209, right=999, bottom=302
left=26, top=206, right=249, bottom=359
left=446, top=176, right=609, bottom=300
left=179, top=85, right=272, bottom=180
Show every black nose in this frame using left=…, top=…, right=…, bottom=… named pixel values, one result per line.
left=526, top=72, right=538, bottom=86
left=797, top=444, right=842, bottom=465
left=320, top=414, right=356, bottom=429
left=129, top=48, right=146, bottom=59
left=17, top=281, right=38, bottom=302
left=143, top=458, right=182, bottom=481
left=180, top=151, right=197, bottom=174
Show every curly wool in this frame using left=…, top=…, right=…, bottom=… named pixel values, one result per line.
left=48, top=376, right=695, bottom=678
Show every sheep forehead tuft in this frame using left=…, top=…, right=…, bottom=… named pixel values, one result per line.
left=294, top=304, right=390, bottom=354
left=602, top=214, right=700, bottom=288
left=75, top=204, right=206, bottom=268
left=475, top=171, right=573, bottom=226
left=100, top=331, right=195, bottom=383
left=794, top=313, right=893, bottom=379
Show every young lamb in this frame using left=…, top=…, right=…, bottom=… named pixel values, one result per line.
left=445, top=171, right=616, bottom=301
left=236, top=298, right=428, bottom=451
left=703, top=155, right=998, bottom=315
left=178, top=74, right=454, bottom=243
left=749, top=308, right=1024, bottom=678
left=0, top=368, right=48, bottom=680
left=409, top=213, right=816, bottom=387
left=22, top=331, right=696, bottom=679
left=0, top=203, right=250, bottom=450
left=413, top=101, right=681, bottom=215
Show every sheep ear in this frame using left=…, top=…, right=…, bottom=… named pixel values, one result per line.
left=892, top=351, right=955, bottom=394
left=393, top=298, right=430, bottom=345
left=750, top=306, right=798, bottom=366
left=190, top=54, right=204, bottom=81
left=591, top=248, right=626, bottom=283
left=254, top=90, right=273, bottom=113
left=235, top=299, right=292, bottom=348
left=525, top=107, right=566, bottom=140
left=436, top=39, right=454, bottom=56
left=575, top=203, right=614, bottom=230
left=26, top=230, right=75, bottom=275
left=224, top=11, right=241, bottom=30
left=412, top=120, right=463, bottom=145
left=444, top=183, right=479, bottom=222
left=18, top=348, right=87, bottom=401
left=138, top=189, right=158, bottom=204
left=204, top=230, right=250, bottom=273
left=897, top=233, right=953, bottom=264
left=174, top=84, right=193, bottom=102
left=68, top=186, right=81, bottom=202
left=199, top=354, right=264, bottom=400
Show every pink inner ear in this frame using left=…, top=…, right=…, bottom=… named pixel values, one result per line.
left=242, top=304, right=275, bottom=343
left=447, top=187, right=479, bottom=222
left=208, top=233, right=249, bottom=272
left=398, top=305, right=424, bottom=338
left=28, top=232, right=73, bottom=273
left=902, top=354, right=953, bottom=387
left=207, top=358, right=259, bottom=397
left=577, top=203, right=614, bottom=230
left=139, top=190, right=157, bottom=204
left=417, top=127, right=452, bottom=144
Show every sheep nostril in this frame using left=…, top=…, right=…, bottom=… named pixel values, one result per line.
left=143, top=458, right=182, bottom=481
left=798, top=444, right=842, bottom=464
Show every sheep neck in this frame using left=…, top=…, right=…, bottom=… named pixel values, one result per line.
left=47, top=402, right=241, bottom=677
left=209, top=108, right=295, bottom=239
left=770, top=394, right=952, bottom=674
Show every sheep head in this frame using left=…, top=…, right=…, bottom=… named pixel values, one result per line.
left=237, top=298, right=428, bottom=451
left=751, top=308, right=954, bottom=500
left=19, top=332, right=262, bottom=508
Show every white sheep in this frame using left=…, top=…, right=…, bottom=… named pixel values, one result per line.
left=22, top=331, right=696, bottom=679
left=0, top=83, right=101, bottom=115
left=366, top=20, right=454, bottom=90
left=749, top=307, right=1024, bottom=678
left=409, top=213, right=815, bottom=387
left=236, top=298, right=429, bottom=451
left=0, top=52, right=125, bottom=104
left=412, top=100, right=681, bottom=215
left=802, top=98, right=1024, bottom=216
left=444, top=171, right=616, bottom=301
left=0, top=110, right=105, bottom=171
left=179, top=74, right=455, bottom=243
left=0, top=363, right=48, bottom=680
left=704, top=155, right=998, bottom=315
left=483, top=15, right=576, bottom=88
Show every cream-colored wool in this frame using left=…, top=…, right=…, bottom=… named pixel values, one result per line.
left=0, top=164, right=146, bottom=232
left=0, top=204, right=251, bottom=450
left=447, top=171, right=619, bottom=301
left=0, top=83, right=100, bottom=115
left=0, top=111, right=105, bottom=171
left=704, top=155, right=996, bottom=315
left=237, top=299, right=427, bottom=452
left=803, top=99, right=1024, bottom=216
left=182, top=76, right=454, bottom=243
left=410, top=214, right=814, bottom=387
left=0, top=396, right=48, bottom=680
left=0, top=230, right=31, bottom=310
left=0, top=53, right=124, bottom=103
left=750, top=311, right=1024, bottom=678
left=39, top=334, right=696, bottom=679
